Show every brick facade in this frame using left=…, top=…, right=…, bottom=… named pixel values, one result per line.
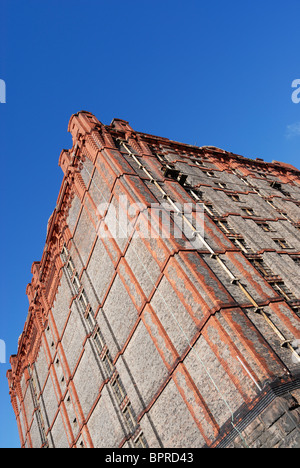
left=7, top=111, right=300, bottom=448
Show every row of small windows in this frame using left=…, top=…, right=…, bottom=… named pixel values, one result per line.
left=191, top=189, right=300, bottom=233
left=180, top=169, right=300, bottom=314
left=189, top=190, right=298, bottom=252
left=61, top=245, right=148, bottom=448
left=150, top=145, right=210, bottom=164
left=248, top=258, right=298, bottom=303
left=228, top=195, right=295, bottom=221
left=197, top=200, right=297, bottom=252
left=151, top=146, right=289, bottom=187
left=188, top=196, right=300, bottom=306
left=152, top=148, right=296, bottom=209
left=216, top=220, right=294, bottom=252
left=92, top=335, right=143, bottom=444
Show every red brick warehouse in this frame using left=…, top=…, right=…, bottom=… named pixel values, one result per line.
left=7, top=111, right=300, bottom=448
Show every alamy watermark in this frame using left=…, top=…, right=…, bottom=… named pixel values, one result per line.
left=0, top=79, right=6, bottom=103
left=291, top=79, right=300, bottom=104
left=291, top=339, right=300, bottom=364
left=0, top=339, right=6, bottom=364
left=95, top=195, right=205, bottom=249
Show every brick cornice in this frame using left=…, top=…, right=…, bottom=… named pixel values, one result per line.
left=133, top=130, right=300, bottom=178
left=7, top=114, right=106, bottom=397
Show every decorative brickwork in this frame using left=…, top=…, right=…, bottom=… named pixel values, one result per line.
left=7, top=111, right=300, bottom=448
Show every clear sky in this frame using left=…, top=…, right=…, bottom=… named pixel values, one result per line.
left=0, top=0, right=300, bottom=448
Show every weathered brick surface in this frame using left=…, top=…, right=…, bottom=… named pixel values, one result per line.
left=147, top=379, right=204, bottom=448
left=184, top=334, right=245, bottom=429
left=72, top=340, right=105, bottom=419
left=124, top=236, right=162, bottom=299
left=230, top=395, right=300, bottom=448
left=101, top=274, right=138, bottom=354
left=115, top=321, right=168, bottom=415
left=23, top=385, right=35, bottom=432
left=49, top=411, right=69, bottom=449
left=29, top=413, right=43, bottom=448
left=150, top=275, right=199, bottom=356
left=86, top=386, right=126, bottom=448
left=34, top=345, right=49, bottom=392
left=60, top=304, right=87, bottom=375
left=51, top=273, right=73, bottom=338
left=73, top=207, right=97, bottom=266
left=85, top=237, right=115, bottom=306
left=66, top=193, right=81, bottom=235
left=42, top=370, right=59, bottom=429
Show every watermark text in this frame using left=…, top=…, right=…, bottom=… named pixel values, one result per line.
left=0, top=79, right=6, bottom=103
left=0, top=339, right=6, bottom=364
left=291, top=339, right=300, bottom=364
left=96, top=196, right=205, bottom=249
left=292, top=79, right=300, bottom=104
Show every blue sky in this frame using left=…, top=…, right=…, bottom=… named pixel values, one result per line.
left=0, top=0, right=300, bottom=448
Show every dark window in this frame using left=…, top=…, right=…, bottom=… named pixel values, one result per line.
left=123, top=404, right=136, bottom=432
left=134, top=433, right=148, bottom=448
left=272, top=282, right=297, bottom=302
left=250, top=259, right=274, bottom=277
left=273, top=238, right=291, bottom=250
left=111, top=376, right=126, bottom=404
left=256, top=221, right=272, bottom=232
left=242, top=207, right=255, bottom=216
left=103, top=351, right=114, bottom=377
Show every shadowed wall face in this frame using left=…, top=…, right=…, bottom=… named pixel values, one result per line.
left=7, top=112, right=300, bottom=448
